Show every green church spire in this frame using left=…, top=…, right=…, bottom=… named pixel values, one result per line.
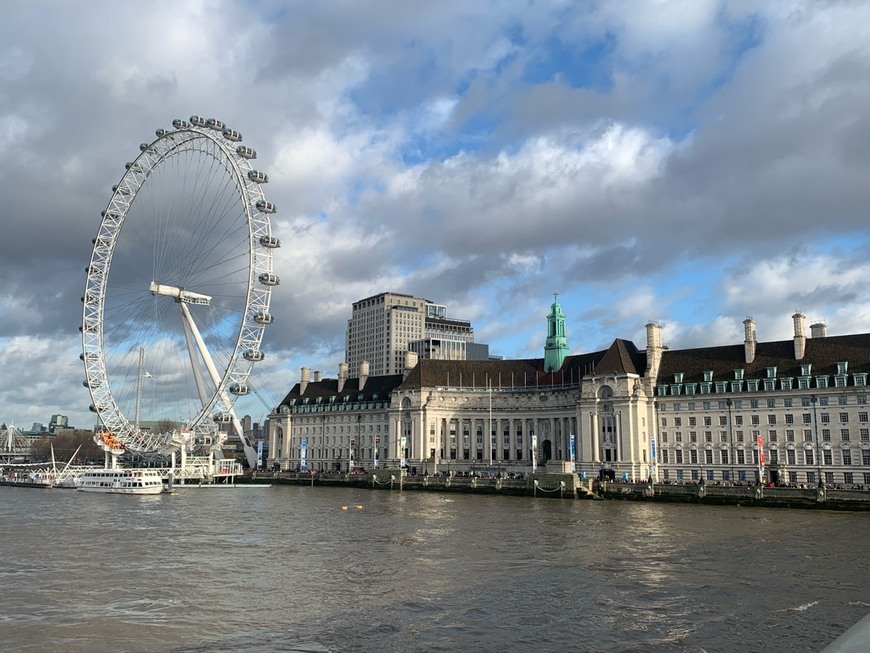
left=544, top=292, right=569, bottom=372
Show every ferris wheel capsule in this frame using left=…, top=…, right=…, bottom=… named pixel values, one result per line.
left=228, top=383, right=250, bottom=396
left=255, top=200, right=276, bottom=213
left=236, top=145, right=257, bottom=159
left=222, top=128, right=242, bottom=142
left=259, top=235, right=281, bottom=248
left=205, top=118, right=224, bottom=131
left=243, top=349, right=264, bottom=362
left=258, top=273, right=280, bottom=286
left=190, top=115, right=207, bottom=127
left=247, top=170, right=268, bottom=183
left=172, top=119, right=189, bottom=129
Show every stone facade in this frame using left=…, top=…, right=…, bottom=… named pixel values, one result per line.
left=269, top=303, right=870, bottom=487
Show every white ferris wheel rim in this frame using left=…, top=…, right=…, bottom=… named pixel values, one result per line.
left=81, top=116, right=278, bottom=454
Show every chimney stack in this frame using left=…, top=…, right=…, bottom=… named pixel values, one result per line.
left=359, top=360, right=370, bottom=390
left=793, top=312, right=807, bottom=360
left=644, top=322, right=663, bottom=379
left=810, top=322, right=827, bottom=338
left=404, top=351, right=419, bottom=378
left=743, top=318, right=757, bottom=364
left=300, top=367, right=311, bottom=395
left=313, top=370, right=322, bottom=383
left=337, top=362, right=349, bottom=392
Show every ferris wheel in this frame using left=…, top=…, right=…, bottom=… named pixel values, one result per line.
left=81, top=116, right=280, bottom=468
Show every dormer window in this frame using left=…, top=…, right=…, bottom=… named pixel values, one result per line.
left=703, top=370, right=714, bottom=383
left=816, top=376, right=829, bottom=389
left=674, top=373, right=684, bottom=384
left=837, top=361, right=848, bottom=375
left=801, top=363, right=812, bottom=376
left=734, top=369, right=744, bottom=380
left=766, top=367, right=777, bottom=378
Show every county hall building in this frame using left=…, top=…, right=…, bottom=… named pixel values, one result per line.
left=268, top=295, right=870, bottom=487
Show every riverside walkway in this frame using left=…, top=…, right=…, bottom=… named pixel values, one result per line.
left=253, top=470, right=870, bottom=509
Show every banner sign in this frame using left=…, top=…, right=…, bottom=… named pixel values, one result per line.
left=531, top=433, right=538, bottom=472
left=569, top=433, right=576, bottom=473
left=300, top=438, right=308, bottom=472
left=400, top=435, right=407, bottom=469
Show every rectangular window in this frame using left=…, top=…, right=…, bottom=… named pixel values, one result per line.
left=839, top=395, right=848, bottom=406
left=662, top=450, right=669, bottom=464
left=822, top=429, right=831, bottom=441
left=750, top=399, right=759, bottom=409
left=861, top=428, right=869, bottom=442
left=784, top=398, right=793, bottom=408
left=860, top=412, right=868, bottom=423
left=841, top=429, right=850, bottom=441
left=719, top=416, right=727, bottom=426
left=787, top=449, right=796, bottom=465
left=786, top=429, right=795, bottom=442
left=675, top=450, right=683, bottom=464
left=843, top=450, right=852, bottom=465
left=823, top=450, right=832, bottom=465
left=840, top=413, right=849, bottom=423
left=690, top=450, right=698, bottom=464
left=805, top=450, right=814, bottom=465
left=821, top=413, right=830, bottom=424
left=768, top=430, right=777, bottom=442
left=705, top=449, right=713, bottom=464
left=768, top=414, right=777, bottom=425
left=785, top=414, right=794, bottom=424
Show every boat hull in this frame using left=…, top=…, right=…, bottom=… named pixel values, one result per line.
left=77, top=469, right=165, bottom=495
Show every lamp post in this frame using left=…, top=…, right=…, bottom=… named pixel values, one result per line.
left=811, top=394, right=823, bottom=488
left=488, top=383, right=493, bottom=467
left=726, top=398, right=735, bottom=484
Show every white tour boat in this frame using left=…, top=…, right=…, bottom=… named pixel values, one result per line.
left=77, top=469, right=165, bottom=495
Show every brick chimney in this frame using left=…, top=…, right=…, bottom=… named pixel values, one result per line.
left=743, top=318, right=756, bottom=364
left=793, top=312, right=807, bottom=360
left=300, top=367, right=310, bottom=395
left=337, top=362, right=349, bottom=392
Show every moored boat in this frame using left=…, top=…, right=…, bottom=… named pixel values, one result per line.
left=77, top=469, right=164, bottom=495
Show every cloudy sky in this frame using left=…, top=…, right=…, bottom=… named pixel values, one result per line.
left=2, top=0, right=869, bottom=431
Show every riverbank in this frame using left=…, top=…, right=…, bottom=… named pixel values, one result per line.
left=248, top=470, right=870, bottom=509
left=597, top=480, right=870, bottom=511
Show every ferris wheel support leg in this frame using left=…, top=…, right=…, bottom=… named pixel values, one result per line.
left=180, top=307, right=211, bottom=410
left=178, top=302, right=259, bottom=470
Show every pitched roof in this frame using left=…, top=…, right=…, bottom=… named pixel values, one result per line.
left=277, top=373, right=406, bottom=407
left=657, top=333, right=870, bottom=383
left=593, top=339, right=646, bottom=376
left=397, top=341, right=646, bottom=391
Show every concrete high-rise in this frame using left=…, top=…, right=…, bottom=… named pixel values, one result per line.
left=346, top=292, right=489, bottom=377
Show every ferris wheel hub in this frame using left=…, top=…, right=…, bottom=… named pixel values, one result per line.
left=149, top=281, right=212, bottom=305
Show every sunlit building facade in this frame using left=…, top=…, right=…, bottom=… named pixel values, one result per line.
left=270, top=299, right=870, bottom=487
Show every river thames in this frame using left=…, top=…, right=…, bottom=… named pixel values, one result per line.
left=0, top=485, right=868, bottom=653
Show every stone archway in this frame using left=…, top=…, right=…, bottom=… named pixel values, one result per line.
left=542, top=439, right=552, bottom=464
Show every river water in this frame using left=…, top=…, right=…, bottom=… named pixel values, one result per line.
left=0, top=485, right=868, bottom=653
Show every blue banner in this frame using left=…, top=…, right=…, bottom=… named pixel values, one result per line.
left=300, top=438, right=308, bottom=472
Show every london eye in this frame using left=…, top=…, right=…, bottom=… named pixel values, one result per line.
left=81, top=116, right=280, bottom=469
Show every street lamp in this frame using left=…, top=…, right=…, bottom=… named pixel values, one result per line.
left=488, top=383, right=493, bottom=467
left=811, top=394, right=823, bottom=488
left=726, top=398, right=735, bottom=484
